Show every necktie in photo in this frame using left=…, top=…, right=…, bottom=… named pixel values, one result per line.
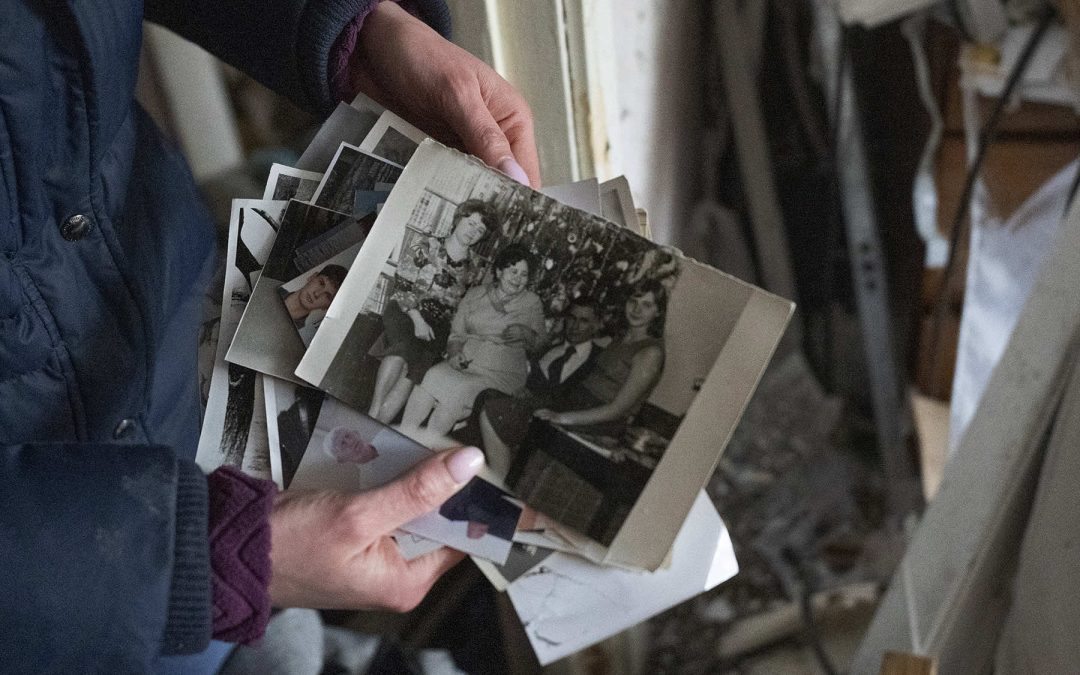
left=547, top=344, right=577, bottom=384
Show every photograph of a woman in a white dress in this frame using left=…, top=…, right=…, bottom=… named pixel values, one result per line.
left=401, top=243, right=547, bottom=435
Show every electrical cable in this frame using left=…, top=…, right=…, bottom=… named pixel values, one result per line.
left=816, top=18, right=848, bottom=394
left=926, top=5, right=1057, bottom=383
left=903, top=12, right=951, bottom=268
left=946, top=0, right=974, bottom=43
left=1064, top=155, right=1080, bottom=217
left=778, top=0, right=831, bottom=159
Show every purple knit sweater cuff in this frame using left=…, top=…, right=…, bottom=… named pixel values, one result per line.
left=207, top=466, right=277, bottom=644
left=328, top=0, right=420, bottom=104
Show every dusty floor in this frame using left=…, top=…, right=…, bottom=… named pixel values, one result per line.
left=643, top=352, right=909, bottom=674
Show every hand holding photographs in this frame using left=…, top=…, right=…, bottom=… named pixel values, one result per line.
left=206, top=103, right=792, bottom=667
left=289, top=397, right=522, bottom=564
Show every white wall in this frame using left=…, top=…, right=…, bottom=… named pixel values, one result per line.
left=593, top=1, right=705, bottom=249
left=447, top=0, right=705, bottom=250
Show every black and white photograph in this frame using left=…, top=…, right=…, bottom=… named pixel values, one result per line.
left=263, top=376, right=326, bottom=490
left=261, top=163, right=323, bottom=202
left=311, top=143, right=403, bottom=216
left=297, top=141, right=793, bottom=565
left=227, top=201, right=374, bottom=385
left=295, top=99, right=381, bottom=173
left=196, top=199, right=285, bottom=476
left=277, top=249, right=355, bottom=346
left=368, top=127, right=418, bottom=166
left=359, top=109, right=427, bottom=166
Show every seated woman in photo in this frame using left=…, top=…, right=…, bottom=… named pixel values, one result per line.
left=479, top=279, right=669, bottom=474
left=402, top=244, right=546, bottom=436
left=367, top=199, right=496, bottom=423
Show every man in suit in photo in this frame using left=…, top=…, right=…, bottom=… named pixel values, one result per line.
left=524, top=299, right=605, bottom=399
left=456, top=298, right=605, bottom=476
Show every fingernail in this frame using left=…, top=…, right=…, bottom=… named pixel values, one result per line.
left=497, top=157, right=530, bottom=186
left=446, top=446, right=485, bottom=483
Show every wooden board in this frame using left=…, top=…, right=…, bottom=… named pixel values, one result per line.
left=852, top=179, right=1080, bottom=674
left=881, top=651, right=937, bottom=675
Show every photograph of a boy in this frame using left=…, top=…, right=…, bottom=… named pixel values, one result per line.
left=281, top=263, right=348, bottom=330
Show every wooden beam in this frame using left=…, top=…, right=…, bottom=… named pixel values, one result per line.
left=851, top=174, right=1080, bottom=673
left=881, top=651, right=937, bottom=675
left=995, top=354, right=1080, bottom=671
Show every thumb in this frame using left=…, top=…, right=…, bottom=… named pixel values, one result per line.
left=444, top=84, right=530, bottom=187
left=362, top=446, right=485, bottom=531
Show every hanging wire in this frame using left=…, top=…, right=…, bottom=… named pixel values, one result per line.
left=817, top=16, right=849, bottom=393
left=926, top=5, right=1058, bottom=384
left=1065, top=154, right=1080, bottom=217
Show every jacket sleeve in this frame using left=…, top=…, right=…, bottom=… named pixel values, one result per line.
left=143, top=0, right=452, bottom=115
left=0, top=444, right=210, bottom=672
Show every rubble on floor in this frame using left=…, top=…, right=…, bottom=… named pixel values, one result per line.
left=645, top=352, right=909, bottom=673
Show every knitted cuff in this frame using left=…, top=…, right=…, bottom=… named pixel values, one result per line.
left=161, top=460, right=212, bottom=655
left=206, top=466, right=277, bottom=644
left=326, top=1, right=442, bottom=105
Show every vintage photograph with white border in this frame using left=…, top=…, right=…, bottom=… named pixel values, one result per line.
left=299, top=141, right=793, bottom=568
left=196, top=199, right=285, bottom=477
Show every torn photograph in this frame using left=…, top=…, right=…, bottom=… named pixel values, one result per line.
left=227, top=201, right=375, bottom=385
left=310, top=143, right=402, bottom=216
left=359, top=110, right=427, bottom=166
left=296, top=101, right=381, bottom=173
left=289, top=397, right=521, bottom=563
left=262, top=164, right=323, bottom=202
left=506, top=490, right=738, bottom=665
left=299, top=140, right=793, bottom=568
left=196, top=199, right=285, bottom=477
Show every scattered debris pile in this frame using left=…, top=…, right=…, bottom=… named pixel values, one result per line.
left=647, top=352, right=909, bottom=672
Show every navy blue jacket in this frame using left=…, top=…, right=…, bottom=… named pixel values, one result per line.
left=0, top=0, right=448, bottom=670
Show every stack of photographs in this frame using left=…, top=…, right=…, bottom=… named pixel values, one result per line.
left=196, top=92, right=793, bottom=665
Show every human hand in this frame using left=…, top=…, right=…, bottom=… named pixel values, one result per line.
left=501, top=323, right=537, bottom=345
left=411, top=314, right=435, bottom=341
left=448, top=352, right=469, bottom=371
left=352, top=3, right=540, bottom=187
left=533, top=409, right=559, bottom=423
left=267, top=446, right=484, bottom=611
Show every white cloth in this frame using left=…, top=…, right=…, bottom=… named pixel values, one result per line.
left=949, top=160, right=1078, bottom=454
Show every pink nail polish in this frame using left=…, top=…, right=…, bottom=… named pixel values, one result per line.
left=497, top=158, right=530, bottom=186
left=447, top=446, right=484, bottom=483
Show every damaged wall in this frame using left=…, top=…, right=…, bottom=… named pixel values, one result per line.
left=592, top=1, right=708, bottom=250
